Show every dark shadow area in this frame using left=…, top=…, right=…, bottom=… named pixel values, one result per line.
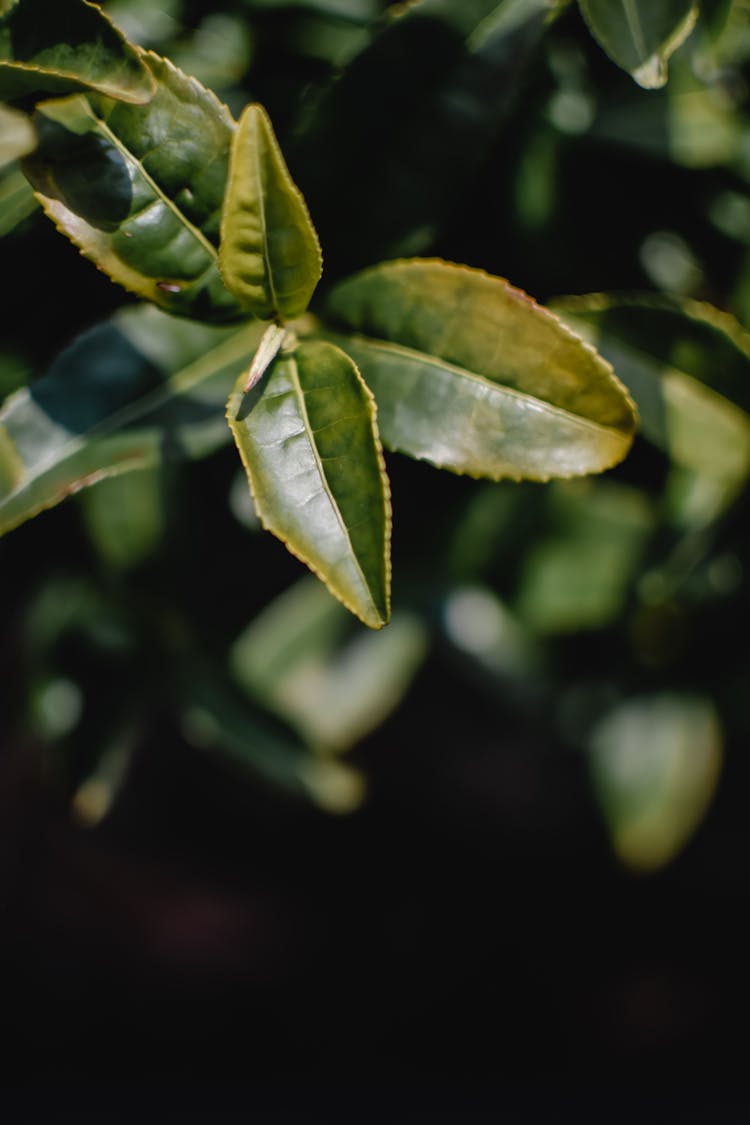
left=24, top=118, right=133, bottom=231
left=292, top=7, right=547, bottom=281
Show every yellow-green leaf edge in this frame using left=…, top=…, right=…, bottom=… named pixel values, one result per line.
left=219, top=102, right=323, bottom=322
left=226, top=340, right=391, bottom=630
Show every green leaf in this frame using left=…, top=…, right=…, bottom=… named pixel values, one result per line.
left=231, top=576, right=427, bottom=751
left=701, top=0, right=735, bottom=39
left=324, top=259, right=637, bottom=482
left=102, top=0, right=182, bottom=50
left=226, top=338, right=391, bottom=629
left=589, top=55, right=743, bottom=170
left=553, top=293, right=750, bottom=522
left=181, top=659, right=366, bottom=813
left=0, top=163, right=37, bottom=236
left=589, top=693, right=722, bottom=871
left=0, top=0, right=156, bottom=103
left=578, top=0, right=698, bottom=89
left=0, top=103, right=34, bottom=167
left=0, top=305, right=265, bottom=535
left=219, top=103, right=322, bottom=322
left=80, top=466, right=164, bottom=569
left=23, top=53, right=246, bottom=322
left=515, top=479, right=654, bottom=633
left=440, top=583, right=541, bottom=683
left=395, top=0, right=556, bottom=41
left=168, top=13, right=254, bottom=92
left=700, top=0, right=750, bottom=69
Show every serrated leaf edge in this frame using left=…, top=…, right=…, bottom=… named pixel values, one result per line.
left=328, top=256, right=638, bottom=432
left=226, top=346, right=391, bottom=629
left=26, top=53, right=239, bottom=314
left=0, top=2, right=157, bottom=104
left=219, top=102, right=323, bottom=321
left=552, top=290, right=750, bottom=362
left=327, top=333, right=635, bottom=482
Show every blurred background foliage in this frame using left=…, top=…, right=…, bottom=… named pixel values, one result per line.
left=3, top=0, right=750, bottom=1106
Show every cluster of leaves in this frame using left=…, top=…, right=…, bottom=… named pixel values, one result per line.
left=3, top=0, right=750, bottom=868
left=0, top=0, right=640, bottom=631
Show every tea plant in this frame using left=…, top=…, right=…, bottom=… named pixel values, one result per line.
left=3, top=0, right=750, bottom=861
left=0, top=0, right=639, bottom=629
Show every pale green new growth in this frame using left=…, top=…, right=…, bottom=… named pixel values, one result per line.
left=219, top=103, right=323, bottom=322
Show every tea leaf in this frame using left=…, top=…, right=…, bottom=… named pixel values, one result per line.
left=219, top=102, right=322, bottom=321
left=579, top=0, right=698, bottom=88
left=0, top=0, right=155, bottom=103
left=23, top=53, right=244, bottom=322
left=325, top=259, right=636, bottom=481
left=227, top=338, right=390, bottom=628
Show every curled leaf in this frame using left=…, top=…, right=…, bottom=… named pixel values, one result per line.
left=219, top=102, right=322, bottom=321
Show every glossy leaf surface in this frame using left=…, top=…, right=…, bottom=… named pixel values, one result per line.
left=0, top=103, right=34, bottom=167
left=227, top=339, right=391, bottom=628
left=23, top=54, right=245, bottom=322
left=554, top=294, right=750, bottom=522
left=0, top=0, right=155, bottom=103
left=219, top=103, right=322, bottom=321
left=325, top=259, right=636, bottom=481
left=0, top=306, right=264, bottom=535
left=579, top=0, right=698, bottom=88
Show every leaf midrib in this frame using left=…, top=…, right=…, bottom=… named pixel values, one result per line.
left=622, top=0, right=648, bottom=60
left=287, top=353, right=379, bottom=619
left=0, top=323, right=260, bottom=509
left=339, top=334, right=633, bottom=437
left=97, top=113, right=218, bottom=263
left=253, top=114, right=279, bottom=317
